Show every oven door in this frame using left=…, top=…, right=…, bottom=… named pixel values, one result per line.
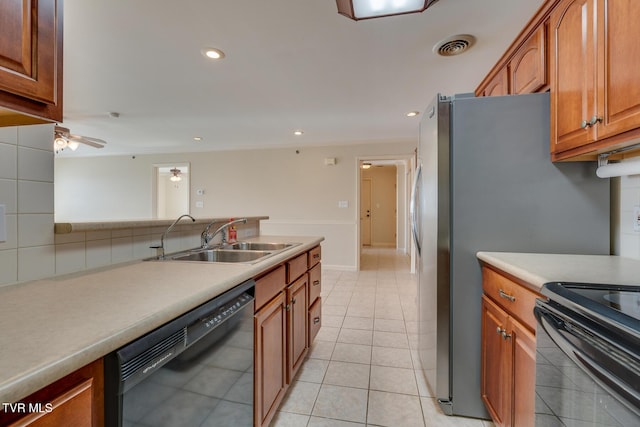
left=534, top=300, right=640, bottom=426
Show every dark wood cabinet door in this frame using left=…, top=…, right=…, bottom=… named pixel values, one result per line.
left=0, top=0, right=63, bottom=123
left=510, top=317, right=536, bottom=427
left=510, top=24, right=547, bottom=95
left=596, top=0, right=640, bottom=140
left=481, top=296, right=509, bottom=427
left=254, top=292, right=287, bottom=427
left=482, top=67, right=509, bottom=97
left=550, top=0, right=597, bottom=153
left=287, top=274, right=309, bottom=383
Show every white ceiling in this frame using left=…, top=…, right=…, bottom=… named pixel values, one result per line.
left=59, top=0, right=544, bottom=157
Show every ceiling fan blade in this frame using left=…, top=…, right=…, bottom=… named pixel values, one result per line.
left=54, top=125, right=71, bottom=136
left=68, top=134, right=107, bottom=146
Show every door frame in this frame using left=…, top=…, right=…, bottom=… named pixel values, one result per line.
left=355, top=155, right=415, bottom=271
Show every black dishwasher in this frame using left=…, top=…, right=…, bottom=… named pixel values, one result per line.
left=104, top=279, right=255, bottom=427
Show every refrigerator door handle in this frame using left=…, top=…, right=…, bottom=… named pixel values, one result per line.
left=410, top=162, right=422, bottom=255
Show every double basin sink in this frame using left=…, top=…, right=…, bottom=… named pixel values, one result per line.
left=155, top=241, right=300, bottom=264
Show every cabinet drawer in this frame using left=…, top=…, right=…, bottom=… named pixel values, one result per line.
left=287, top=253, right=308, bottom=283
left=255, top=265, right=286, bottom=311
left=482, top=267, right=541, bottom=331
left=308, top=298, right=322, bottom=345
left=308, top=245, right=321, bottom=267
left=309, top=263, right=321, bottom=304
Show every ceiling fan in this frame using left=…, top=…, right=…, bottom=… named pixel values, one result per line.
left=54, top=125, right=107, bottom=152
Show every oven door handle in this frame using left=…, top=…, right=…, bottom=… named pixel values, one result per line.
left=536, top=306, right=640, bottom=413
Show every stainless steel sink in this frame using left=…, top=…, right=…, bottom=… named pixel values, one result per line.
left=145, top=240, right=301, bottom=263
left=171, top=249, right=272, bottom=263
left=226, top=242, right=298, bottom=251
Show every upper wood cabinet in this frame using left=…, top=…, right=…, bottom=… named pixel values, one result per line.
left=550, top=0, right=640, bottom=159
left=478, top=25, right=547, bottom=98
left=476, top=2, right=556, bottom=98
left=480, top=68, right=509, bottom=97
left=0, top=0, right=63, bottom=125
left=510, top=25, right=547, bottom=95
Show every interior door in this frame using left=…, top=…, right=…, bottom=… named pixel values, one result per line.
left=360, top=178, right=372, bottom=246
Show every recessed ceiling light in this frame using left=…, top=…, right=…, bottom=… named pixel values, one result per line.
left=294, top=130, right=304, bottom=136
left=193, top=136, right=203, bottom=141
left=202, top=48, right=225, bottom=60
left=407, top=111, right=420, bottom=117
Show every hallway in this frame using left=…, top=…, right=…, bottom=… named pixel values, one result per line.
left=271, top=248, right=495, bottom=426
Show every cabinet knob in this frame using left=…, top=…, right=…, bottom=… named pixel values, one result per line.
left=313, top=280, right=320, bottom=286
left=581, top=116, right=603, bottom=128
left=313, top=317, right=320, bottom=324
left=291, top=297, right=296, bottom=304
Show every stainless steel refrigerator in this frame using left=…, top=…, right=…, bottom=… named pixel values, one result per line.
left=410, top=92, right=610, bottom=419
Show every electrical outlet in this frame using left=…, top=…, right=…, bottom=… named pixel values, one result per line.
left=338, top=200, right=348, bottom=208
left=634, top=205, right=640, bottom=232
left=196, top=201, right=204, bottom=208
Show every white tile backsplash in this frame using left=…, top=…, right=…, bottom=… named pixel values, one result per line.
left=18, top=245, right=55, bottom=282
left=0, top=249, right=17, bottom=285
left=0, top=179, right=17, bottom=214
left=17, top=214, right=55, bottom=247
left=0, top=214, right=17, bottom=250
left=0, top=143, right=17, bottom=179
left=17, top=146, right=54, bottom=182
left=17, top=181, right=54, bottom=213
left=0, top=126, right=18, bottom=145
left=55, top=242, right=87, bottom=275
left=17, top=124, right=55, bottom=150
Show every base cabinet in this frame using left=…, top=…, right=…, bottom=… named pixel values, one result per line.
left=254, top=245, right=321, bottom=427
left=481, top=267, right=539, bottom=427
left=0, top=359, right=104, bottom=427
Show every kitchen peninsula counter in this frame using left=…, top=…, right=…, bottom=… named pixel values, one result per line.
left=477, top=252, right=640, bottom=292
left=0, top=235, right=323, bottom=405
left=54, top=216, right=269, bottom=234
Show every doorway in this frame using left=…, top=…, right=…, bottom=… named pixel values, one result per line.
left=153, top=163, right=190, bottom=219
left=357, top=156, right=414, bottom=270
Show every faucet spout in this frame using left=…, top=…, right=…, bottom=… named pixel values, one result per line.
left=153, top=214, right=196, bottom=259
left=201, top=218, right=247, bottom=248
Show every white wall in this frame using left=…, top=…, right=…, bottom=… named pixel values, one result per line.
left=55, top=141, right=417, bottom=270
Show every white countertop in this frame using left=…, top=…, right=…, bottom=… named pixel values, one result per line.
left=0, top=235, right=323, bottom=404
left=477, top=252, right=640, bottom=292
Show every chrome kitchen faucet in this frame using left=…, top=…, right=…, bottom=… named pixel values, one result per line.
left=201, top=218, right=247, bottom=248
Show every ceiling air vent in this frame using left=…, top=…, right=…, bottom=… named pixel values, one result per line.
left=433, top=34, right=476, bottom=57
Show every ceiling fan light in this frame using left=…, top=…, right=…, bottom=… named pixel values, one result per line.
left=67, top=141, right=80, bottom=151
left=169, top=168, right=182, bottom=182
left=54, top=136, right=67, bottom=148
left=337, top=0, right=435, bottom=20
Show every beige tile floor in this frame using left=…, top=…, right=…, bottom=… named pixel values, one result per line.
left=271, top=248, right=495, bottom=427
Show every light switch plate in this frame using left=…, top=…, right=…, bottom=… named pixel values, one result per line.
left=634, top=205, right=640, bottom=232
left=0, top=204, right=5, bottom=242
left=196, top=201, right=204, bottom=208
left=338, top=200, right=348, bottom=208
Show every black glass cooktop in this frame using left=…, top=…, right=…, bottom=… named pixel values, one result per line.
left=541, top=282, right=640, bottom=335
left=570, top=287, right=640, bottom=321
